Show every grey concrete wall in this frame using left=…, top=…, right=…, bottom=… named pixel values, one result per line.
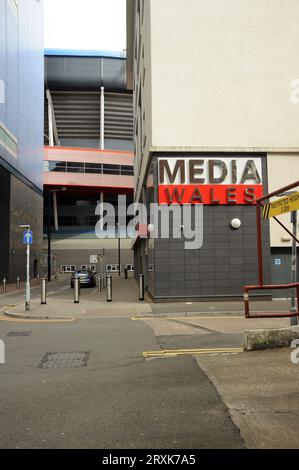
left=0, top=166, right=10, bottom=279
left=45, top=249, right=134, bottom=275
left=9, top=175, right=43, bottom=282
left=143, top=153, right=271, bottom=300
left=153, top=205, right=271, bottom=299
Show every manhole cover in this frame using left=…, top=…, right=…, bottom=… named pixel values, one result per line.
left=7, top=332, right=31, bottom=337
left=39, top=352, right=89, bottom=369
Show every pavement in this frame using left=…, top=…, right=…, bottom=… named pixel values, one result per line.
left=1, top=275, right=295, bottom=320
left=198, top=348, right=299, bottom=449
left=0, top=278, right=42, bottom=296
left=2, top=277, right=152, bottom=319
left=0, top=279, right=69, bottom=310
left=0, top=276, right=298, bottom=449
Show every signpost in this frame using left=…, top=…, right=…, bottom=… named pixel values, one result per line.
left=23, top=231, right=33, bottom=245
left=290, top=210, right=298, bottom=326
left=21, top=227, right=32, bottom=311
left=263, top=192, right=299, bottom=219
left=262, top=190, right=298, bottom=325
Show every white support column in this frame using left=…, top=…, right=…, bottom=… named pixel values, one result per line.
left=46, top=89, right=60, bottom=147
left=100, top=192, right=104, bottom=231
left=100, top=86, right=105, bottom=150
left=46, top=89, right=54, bottom=147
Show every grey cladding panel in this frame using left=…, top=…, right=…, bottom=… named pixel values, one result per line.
left=46, top=56, right=127, bottom=90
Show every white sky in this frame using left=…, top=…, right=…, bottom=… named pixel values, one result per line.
left=44, top=0, right=126, bottom=52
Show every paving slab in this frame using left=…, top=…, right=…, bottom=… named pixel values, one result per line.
left=197, top=348, right=299, bottom=448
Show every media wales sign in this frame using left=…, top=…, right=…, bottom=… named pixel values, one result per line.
left=158, top=157, right=263, bottom=205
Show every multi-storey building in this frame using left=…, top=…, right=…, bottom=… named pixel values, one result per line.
left=127, top=0, right=299, bottom=300
left=44, top=50, right=134, bottom=276
left=0, top=0, right=44, bottom=281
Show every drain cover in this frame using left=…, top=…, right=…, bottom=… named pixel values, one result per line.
left=7, top=332, right=31, bottom=337
left=39, top=352, right=89, bottom=369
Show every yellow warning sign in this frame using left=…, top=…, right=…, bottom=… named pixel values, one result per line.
left=263, top=192, right=299, bottom=219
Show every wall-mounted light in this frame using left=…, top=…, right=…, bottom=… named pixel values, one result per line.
left=230, top=218, right=242, bottom=230
left=12, top=249, right=15, bottom=257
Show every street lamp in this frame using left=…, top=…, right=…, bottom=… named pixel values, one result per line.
left=19, top=224, right=31, bottom=311
left=46, top=187, right=67, bottom=282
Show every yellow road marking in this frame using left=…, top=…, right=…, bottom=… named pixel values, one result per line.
left=143, top=347, right=243, bottom=358
left=0, top=314, right=75, bottom=324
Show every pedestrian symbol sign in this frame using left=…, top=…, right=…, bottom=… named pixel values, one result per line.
left=23, top=231, right=33, bottom=245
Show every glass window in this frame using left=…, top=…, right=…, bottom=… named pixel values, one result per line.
left=85, top=163, right=103, bottom=174
left=67, top=163, right=84, bottom=173
left=121, top=166, right=134, bottom=176
left=61, top=265, right=76, bottom=273
left=103, top=165, right=121, bottom=175
left=47, top=161, right=67, bottom=172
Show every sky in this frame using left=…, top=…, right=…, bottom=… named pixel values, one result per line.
left=44, top=0, right=126, bottom=53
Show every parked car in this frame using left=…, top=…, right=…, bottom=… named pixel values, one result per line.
left=71, top=270, right=96, bottom=288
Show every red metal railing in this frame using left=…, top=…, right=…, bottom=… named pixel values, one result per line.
left=244, top=180, right=299, bottom=319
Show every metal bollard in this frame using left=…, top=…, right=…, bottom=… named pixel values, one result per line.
left=3, top=278, right=7, bottom=294
left=124, top=268, right=128, bottom=280
left=16, top=276, right=20, bottom=290
left=98, top=275, right=102, bottom=293
left=103, top=274, right=106, bottom=289
left=106, top=275, right=112, bottom=302
left=139, top=274, right=145, bottom=301
left=74, top=278, right=80, bottom=304
left=41, top=278, right=47, bottom=305
left=37, top=274, right=40, bottom=286
left=100, top=274, right=104, bottom=291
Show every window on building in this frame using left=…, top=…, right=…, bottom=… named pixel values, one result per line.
left=103, top=164, right=121, bottom=175
left=44, top=161, right=133, bottom=176
left=126, top=264, right=135, bottom=272
left=67, top=163, right=85, bottom=173
left=85, top=163, right=103, bottom=173
left=61, top=265, right=76, bottom=273
left=106, top=264, right=122, bottom=273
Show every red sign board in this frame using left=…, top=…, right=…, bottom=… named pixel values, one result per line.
left=158, top=157, right=263, bottom=205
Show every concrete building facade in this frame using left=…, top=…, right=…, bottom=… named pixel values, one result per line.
left=127, top=0, right=299, bottom=300
left=0, top=0, right=44, bottom=281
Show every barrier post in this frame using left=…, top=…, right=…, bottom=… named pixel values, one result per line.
left=41, top=278, right=47, bottom=305
left=74, top=278, right=80, bottom=304
left=139, top=274, right=144, bottom=301
left=106, top=275, right=112, bottom=302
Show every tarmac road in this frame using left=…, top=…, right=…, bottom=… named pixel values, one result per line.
left=0, top=314, right=244, bottom=449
